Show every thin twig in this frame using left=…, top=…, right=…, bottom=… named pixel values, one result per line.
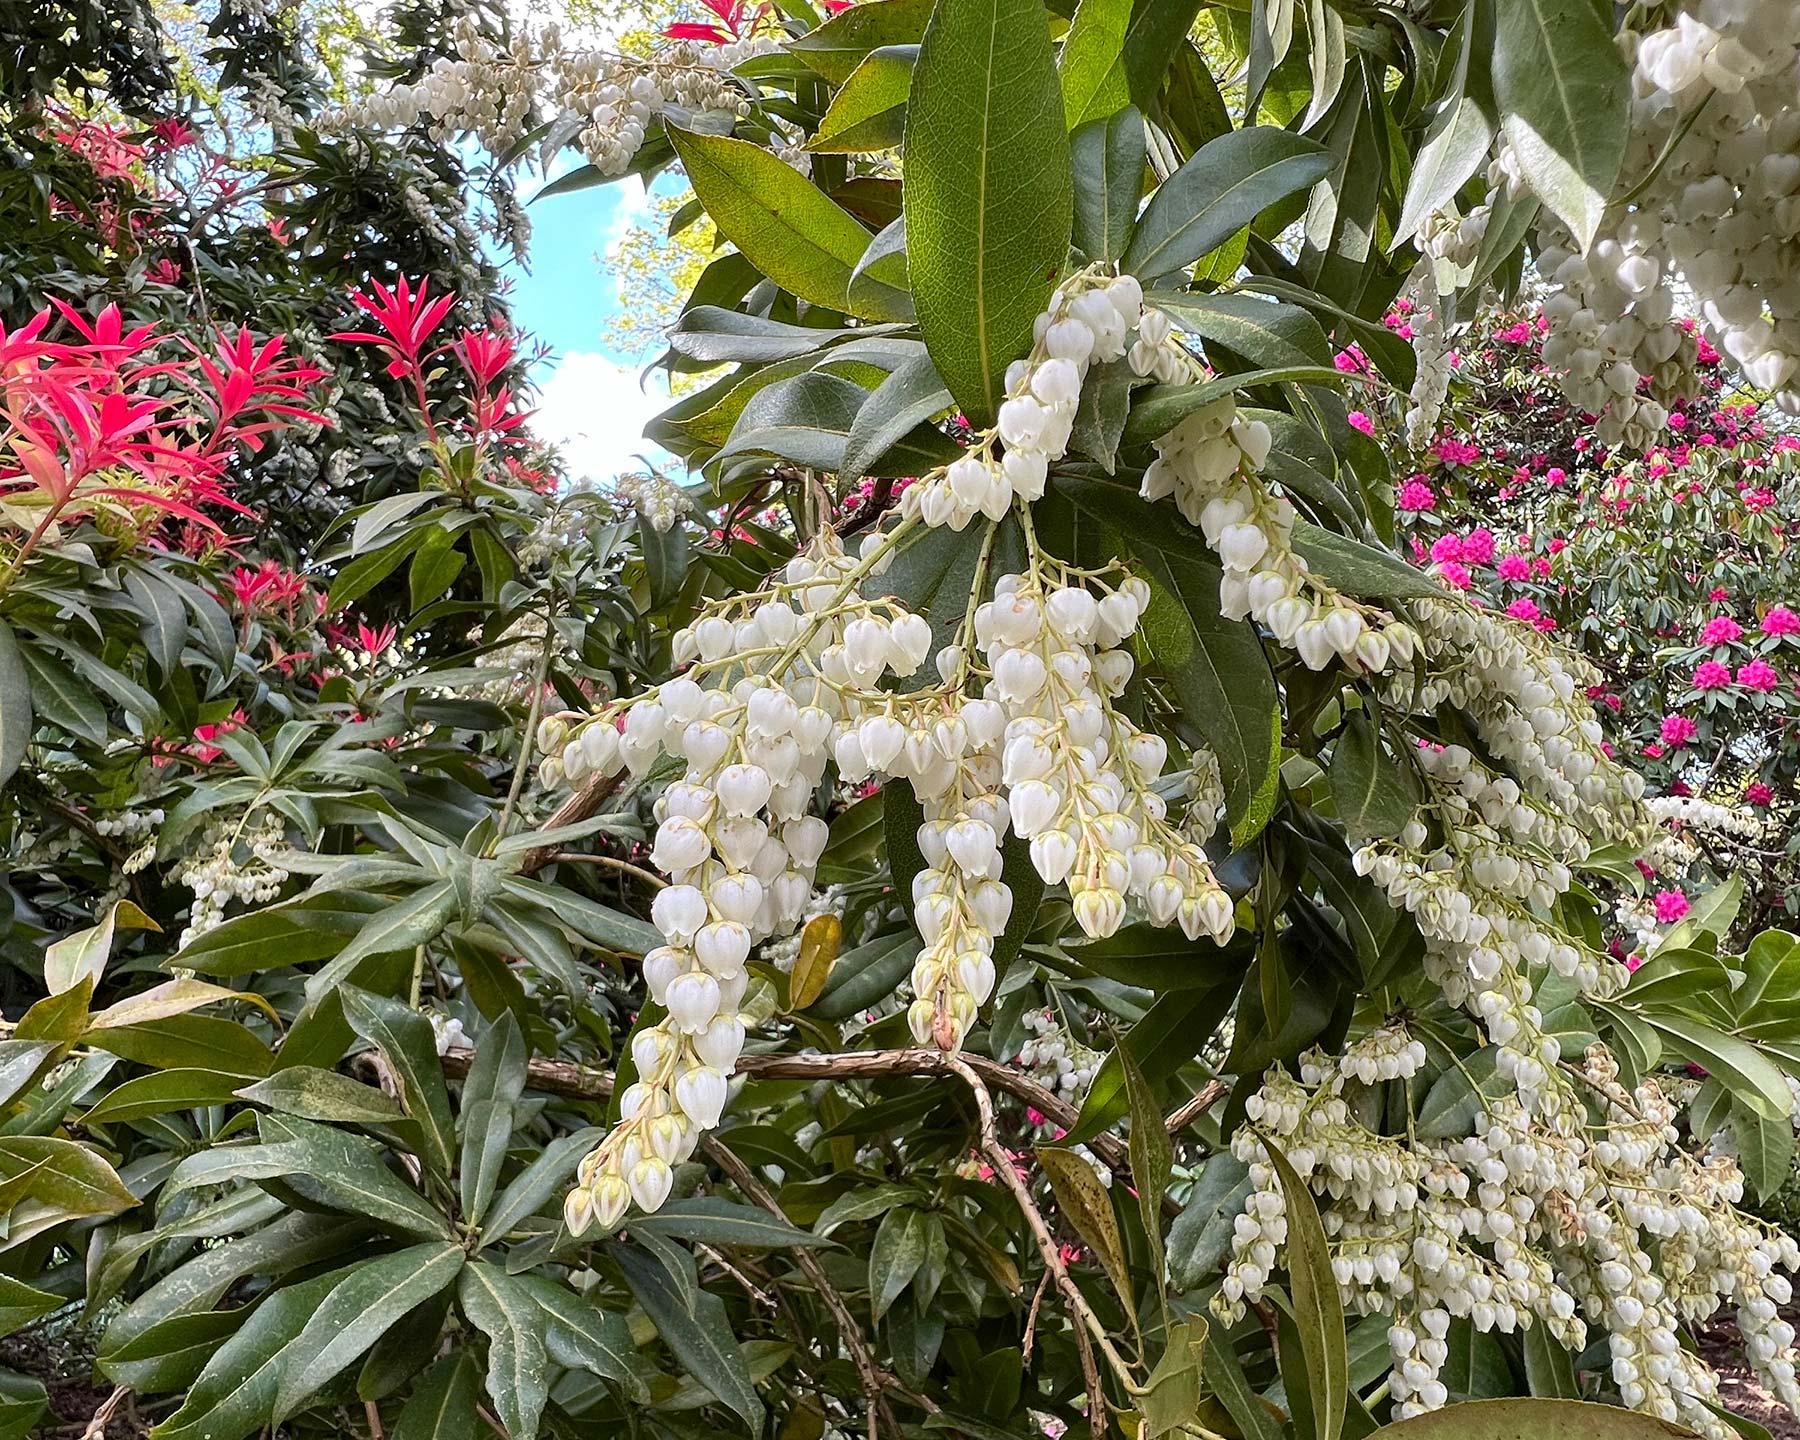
left=703, top=1134, right=934, bottom=1427
left=537, top=851, right=666, bottom=890
left=80, top=1387, right=130, bottom=1440
left=364, top=1398, right=386, bottom=1440
left=942, top=1054, right=1139, bottom=1399
left=518, top=773, right=624, bottom=875
left=1164, top=1079, right=1229, bottom=1136
left=440, top=1045, right=1136, bottom=1182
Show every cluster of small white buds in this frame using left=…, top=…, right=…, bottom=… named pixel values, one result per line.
left=1214, top=1040, right=1800, bottom=1437
left=1144, top=396, right=1416, bottom=674
left=1016, top=1006, right=1103, bottom=1098
left=1525, top=0, right=1800, bottom=427
left=93, top=808, right=163, bottom=839
left=615, top=470, right=689, bottom=532
left=324, top=17, right=757, bottom=182
left=982, top=570, right=1235, bottom=944
left=900, top=269, right=1145, bottom=530
left=172, top=812, right=293, bottom=947
left=1338, top=1026, right=1428, bottom=1086
left=563, top=531, right=938, bottom=1228
left=1127, top=307, right=1191, bottom=384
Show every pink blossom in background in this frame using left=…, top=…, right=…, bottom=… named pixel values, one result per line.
left=1437, top=561, right=1472, bottom=590
left=1693, top=660, right=1732, bottom=690
left=1660, top=714, right=1698, bottom=747
left=1348, top=410, right=1375, bottom=435
left=1398, top=477, right=1437, bottom=512
left=1643, top=743, right=1665, bottom=758
left=1505, top=597, right=1541, bottom=623
left=1699, top=615, right=1743, bottom=646
left=1653, top=890, right=1691, bottom=925
left=1763, top=606, right=1800, bottom=636
left=1462, top=528, right=1496, bottom=564
left=1496, top=554, right=1531, bottom=581
left=1430, top=534, right=1465, bottom=564
left=1545, top=466, right=1567, bottom=486
left=1744, top=488, right=1776, bottom=512
left=1737, top=658, right=1781, bottom=692
left=1747, top=782, right=1775, bottom=807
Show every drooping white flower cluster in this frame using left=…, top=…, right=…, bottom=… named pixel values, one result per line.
left=555, top=530, right=915, bottom=1230
left=1649, top=791, right=1767, bottom=842
left=1352, top=596, right=1654, bottom=1111
left=613, top=469, right=689, bottom=532
left=323, top=16, right=759, bottom=180
left=1016, top=1005, right=1104, bottom=1099
left=833, top=559, right=1236, bottom=1047
left=171, top=812, right=292, bottom=947
left=1526, top=0, right=1800, bottom=442
left=900, top=270, right=1145, bottom=529
left=1535, top=223, right=1698, bottom=449
left=1142, top=396, right=1419, bottom=673
left=1216, top=1040, right=1800, bottom=1438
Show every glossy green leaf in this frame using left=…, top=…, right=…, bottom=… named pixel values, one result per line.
left=904, top=0, right=1072, bottom=424
left=1395, top=0, right=1496, bottom=246
left=234, top=1066, right=407, bottom=1123
left=809, top=46, right=915, bottom=152
left=0, top=621, right=29, bottom=787
left=789, top=0, right=934, bottom=83
left=1038, top=1145, right=1132, bottom=1311
left=84, top=1067, right=244, bottom=1125
left=615, top=1243, right=765, bottom=1436
left=869, top=1206, right=930, bottom=1320
left=341, top=987, right=458, bottom=1179
left=392, top=1352, right=481, bottom=1440
left=1071, top=106, right=1145, bottom=262
left=272, top=1243, right=464, bottom=1424
left=1490, top=0, right=1629, bottom=249
left=1369, top=1398, right=1710, bottom=1437
left=668, top=127, right=906, bottom=322
left=151, top=1269, right=341, bottom=1440
left=1125, top=128, right=1335, bottom=280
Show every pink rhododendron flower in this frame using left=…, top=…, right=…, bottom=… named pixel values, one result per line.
left=1430, top=534, right=1464, bottom=564
left=1693, top=660, right=1732, bottom=689
left=1347, top=410, right=1375, bottom=435
left=1437, top=561, right=1471, bottom=590
left=1737, top=658, right=1781, bottom=692
left=1642, top=743, right=1665, bottom=758
left=1699, top=615, right=1743, bottom=646
left=1764, top=606, right=1800, bottom=636
left=1462, top=528, right=1495, bottom=564
left=1660, top=714, right=1698, bottom=746
left=1496, top=554, right=1530, bottom=581
left=1744, top=487, right=1775, bottom=512
left=1747, top=782, right=1775, bottom=807
left=1653, top=890, right=1690, bottom=924
left=1398, top=478, right=1436, bottom=512
left=1505, top=597, right=1541, bottom=623
left=1708, top=587, right=1730, bottom=602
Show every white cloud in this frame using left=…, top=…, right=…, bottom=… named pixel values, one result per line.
left=531, top=351, right=673, bottom=484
